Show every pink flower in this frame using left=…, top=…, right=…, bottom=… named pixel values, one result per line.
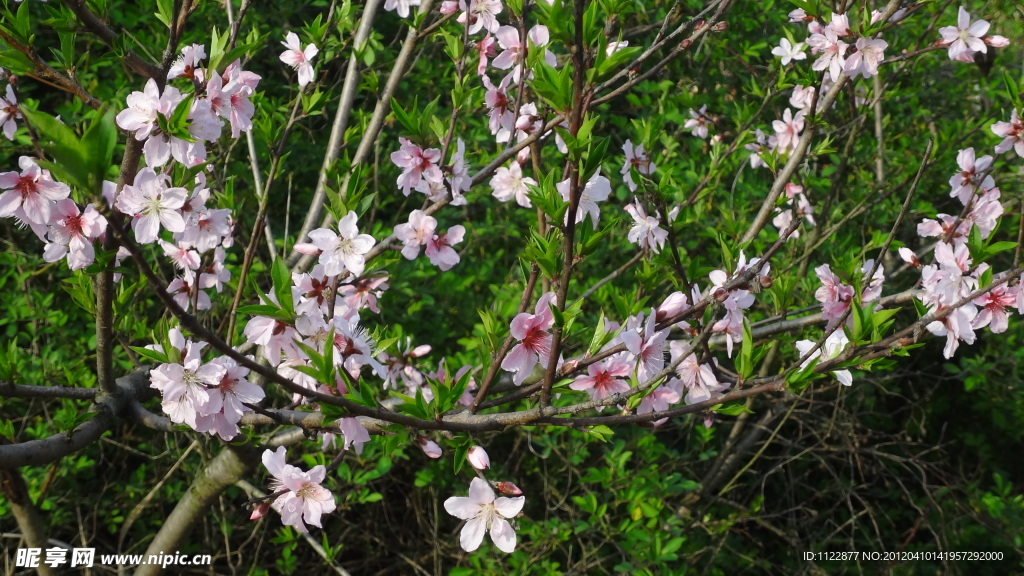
left=167, top=277, right=211, bottom=312
left=992, top=109, right=1023, bottom=158
left=391, top=137, right=443, bottom=196
left=457, top=0, right=503, bottom=35
left=624, top=198, right=668, bottom=253
left=467, top=445, right=491, bottom=470
left=926, top=304, right=978, bottom=358
left=116, top=78, right=184, bottom=143
left=637, top=380, right=682, bottom=426
left=150, top=341, right=225, bottom=429
left=771, top=108, right=805, bottom=154
left=557, top=169, right=612, bottom=229
left=445, top=139, right=472, bottom=205
left=490, top=161, right=536, bottom=207
left=384, top=0, right=421, bottom=18
left=167, top=43, right=206, bottom=81
left=808, top=28, right=847, bottom=81
left=621, top=140, right=656, bottom=192
left=789, top=85, right=815, bottom=112
left=973, top=282, right=1015, bottom=334
left=474, top=33, right=496, bottom=75
left=939, top=7, right=990, bottom=62
left=261, top=447, right=336, bottom=533
left=195, top=355, right=264, bottom=441
left=483, top=74, right=515, bottom=136
left=305, top=211, right=376, bottom=278
left=771, top=37, right=806, bottom=66
left=949, top=148, right=995, bottom=204
left=114, top=168, right=187, bottom=244
left=621, top=311, right=669, bottom=383
left=501, top=292, right=556, bottom=385
left=795, top=331, right=853, bottom=385
left=395, top=209, right=438, bottom=260
left=0, top=156, right=71, bottom=225
left=444, top=478, right=524, bottom=553
left=684, top=105, right=710, bottom=139
left=279, top=32, right=318, bottom=88
left=426, top=225, right=465, bottom=271
left=843, top=37, right=887, bottom=79
left=42, top=199, right=107, bottom=270
left=339, top=417, right=371, bottom=454
left=569, top=354, right=631, bottom=401
left=492, top=24, right=556, bottom=84
left=815, top=263, right=855, bottom=330
left=0, top=84, right=20, bottom=140
left=244, top=311, right=301, bottom=367
left=672, top=341, right=728, bottom=404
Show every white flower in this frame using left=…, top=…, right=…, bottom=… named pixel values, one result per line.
left=557, top=169, right=612, bottom=229
left=444, top=478, right=524, bottom=553
left=305, top=211, right=376, bottom=277
left=771, top=37, right=807, bottom=66
left=938, top=6, right=989, bottom=63
left=624, top=198, right=668, bottom=253
left=279, top=32, right=319, bottom=88
left=795, top=330, right=853, bottom=386
left=490, top=161, right=536, bottom=208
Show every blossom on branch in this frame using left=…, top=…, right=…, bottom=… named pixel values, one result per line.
left=114, top=168, right=187, bottom=244
left=501, top=292, right=556, bottom=385
left=939, top=7, right=990, bottom=63
left=0, top=156, right=71, bottom=225
left=771, top=37, right=806, bottom=66
left=444, top=478, right=524, bottom=553
left=303, top=212, right=376, bottom=278
left=42, top=199, right=106, bottom=271
left=261, top=447, right=336, bottom=533
left=279, top=32, right=318, bottom=88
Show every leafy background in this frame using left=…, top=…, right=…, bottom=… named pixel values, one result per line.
left=2, top=0, right=1024, bottom=574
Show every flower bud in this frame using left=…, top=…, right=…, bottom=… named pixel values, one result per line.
left=467, top=445, right=490, bottom=470
left=656, top=291, right=688, bottom=322
left=495, top=481, right=523, bottom=496
left=712, top=21, right=728, bottom=32
left=713, top=287, right=730, bottom=303
left=898, top=247, right=920, bottom=268
left=250, top=501, right=270, bottom=520
left=758, top=274, right=773, bottom=289
left=417, top=436, right=443, bottom=459
left=679, top=39, right=693, bottom=51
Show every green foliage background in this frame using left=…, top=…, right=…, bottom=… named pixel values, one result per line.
left=2, top=0, right=1024, bottom=574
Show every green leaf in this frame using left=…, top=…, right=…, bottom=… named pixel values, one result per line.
left=129, top=346, right=169, bottom=364
left=587, top=425, right=614, bottom=442
left=155, top=0, right=174, bottom=28
left=714, top=401, right=753, bottom=416
left=271, top=257, right=295, bottom=318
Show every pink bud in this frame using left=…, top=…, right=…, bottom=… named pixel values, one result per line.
left=250, top=501, right=270, bottom=520
left=656, top=291, right=688, bottom=322
left=713, top=287, right=730, bottom=303
left=467, top=445, right=490, bottom=470
left=410, top=344, right=432, bottom=358
left=495, top=481, right=523, bottom=496
left=292, top=242, right=321, bottom=255
left=440, top=0, right=458, bottom=14
left=703, top=413, right=715, bottom=428
left=984, top=35, right=1010, bottom=48
left=898, top=247, right=920, bottom=267
left=417, top=436, right=443, bottom=459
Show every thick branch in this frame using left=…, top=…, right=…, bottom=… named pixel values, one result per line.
left=0, top=371, right=151, bottom=469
